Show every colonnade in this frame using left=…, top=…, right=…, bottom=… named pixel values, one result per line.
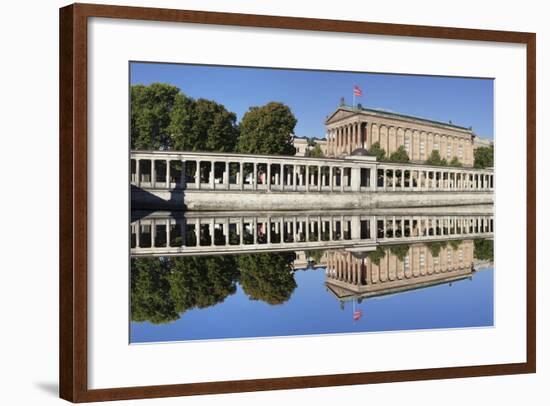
left=326, top=240, right=474, bottom=286
left=130, top=213, right=494, bottom=256
left=326, top=119, right=475, bottom=166
left=130, top=151, right=494, bottom=193
left=376, top=164, right=494, bottom=191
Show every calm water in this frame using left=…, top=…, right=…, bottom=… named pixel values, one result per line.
left=130, top=258, right=494, bottom=343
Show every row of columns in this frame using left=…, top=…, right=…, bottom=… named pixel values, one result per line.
left=326, top=240, right=474, bottom=286
left=377, top=167, right=494, bottom=191
left=326, top=121, right=474, bottom=166
left=377, top=216, right=493, bottom=239
left=131, top=158, right=372, bottom=192
left=131, top=156, right=494, bottom=192
left=130, top=215, right=493, bottom=251
left=327, top=122, right=364, bottom=156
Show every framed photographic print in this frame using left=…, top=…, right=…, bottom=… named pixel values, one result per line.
left=59, top=3, right=536, bottom=402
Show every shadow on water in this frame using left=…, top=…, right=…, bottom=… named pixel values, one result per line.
left=130, top=184, right=187, bottom=217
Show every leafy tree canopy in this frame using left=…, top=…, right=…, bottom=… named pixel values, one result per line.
left=388, top=146, right=410, bottom=163
left=449, top=156, right=463, bottom=167
left=131, top=83, right=180, bottom=150
left=130, top=256, right=239, bottom=324
left=367, top=142, right=386, bottom=161
left=130, top=257, right=179, bottom=324
left=474, top=146, right=494, bottom=169
left=425, top=150, right=448, bottom=166
left=448, top=239, right=462, bottom=250
left=474, top=239, right=494, bottom=261
left=389, top=244, right=410, bottom=261
left=426, top=241, right=447, bottom=258
left=367, top=246, right=386, bottom=266
left=237, top=252, right=297, bottom=305
left=169, top=96, right=238, bottom=152
left=236, top=102, right=297, bottom=155
left=131, top=84, right=238, bottom=152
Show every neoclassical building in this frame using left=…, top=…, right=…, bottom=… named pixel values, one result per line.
left=325, top=105, right=476, bottom=167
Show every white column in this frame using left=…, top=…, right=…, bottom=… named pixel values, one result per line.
left=209, top=161, right=215, bottom=189
left=180, top=160, right=186, bottom=189
left=151, top=159, right=156, bottom=188
left=224, top=161, right=229, bottom=190
left=267, top=162, right=271, bottom=191
left=253, top=162, right=258, bottom=190
left=166, top=159, right=170, bottom=188
left=196, top=160, right=201, bottom=189
left=239, top=162, right=244, bottom=190
left=136, top=159, right=141, bottom=187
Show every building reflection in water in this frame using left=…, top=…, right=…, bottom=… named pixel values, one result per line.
left=130, top=210, right=493, bottom=257
left=324, top=240, right=476, bottom=302
left=130, top=209, right=494, bottom=334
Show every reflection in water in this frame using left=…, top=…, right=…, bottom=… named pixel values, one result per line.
left=130, top=210, right=494, bottom=256
left=130, top=230, right=494, bottom=342
left=131, top=252, right=298, bottom=325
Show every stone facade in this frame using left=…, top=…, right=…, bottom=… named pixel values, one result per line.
left=293, top=136, right=328, bottom=156
left=325, top=105, right=476, bottom=167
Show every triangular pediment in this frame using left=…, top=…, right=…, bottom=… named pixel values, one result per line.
left=325, top=107, right=356, bottom=124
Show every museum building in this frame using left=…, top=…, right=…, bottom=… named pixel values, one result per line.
left=325, top=105, right=477, bottom=167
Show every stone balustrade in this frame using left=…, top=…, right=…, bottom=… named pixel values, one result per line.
left=130, top=150, right=494, bottom=193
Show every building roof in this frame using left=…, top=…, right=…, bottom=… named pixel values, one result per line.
left=326, top=105, right=473, bottom=132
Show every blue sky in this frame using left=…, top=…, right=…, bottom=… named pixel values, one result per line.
left=131, top=265, right=493, bottom=343
left=130, top=62, right=494, bottom=139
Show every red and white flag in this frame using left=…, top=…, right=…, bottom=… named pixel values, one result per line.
left=353, top=310, right=362, bottom=321
left=353, top=84, right=363, bottom=97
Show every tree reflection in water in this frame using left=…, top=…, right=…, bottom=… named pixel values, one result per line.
left=131, top=252, right=296, bottom=324
left=130, top=239, right=493, bottom=325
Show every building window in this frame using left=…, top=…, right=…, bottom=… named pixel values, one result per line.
left=446, top=144, right=451, bottom=159
left=458, top=144, right=463, bottom=158
left=420, top=141, right=425, bottom=158
left=434, top=141, right=439, bottom=151
left=404, top=136, right=411, bottom=154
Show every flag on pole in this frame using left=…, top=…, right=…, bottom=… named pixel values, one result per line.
left=353, top=84, right=363, bottom=97
left=353, top=310, right=362, bottom=321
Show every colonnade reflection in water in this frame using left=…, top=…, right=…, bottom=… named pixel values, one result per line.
left=130, top=209, right=494, bottom=332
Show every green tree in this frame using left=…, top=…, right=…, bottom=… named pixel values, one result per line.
left=449, top=156, right=463, bottom=167
left=131, top=83, right=180, bottom=150
left=474, top=146, right=494, bottom=169
left=388, top=146, right=410, bottom=163
left=236, top=102, right=297, bottom=155
left=474, top=239, right=494, bottom=261
left=130, top=256, right=239, bottom=324
left=426, top=241, right=447, bottom=257
left=425, top=150, right=445, bottom=166
left=389, top=244, right=410, bottom=261
left=237, top=252, right=297, bottom=305
left=130, top=258, right=178, bottom=324
left=168, top=96, right=238, bottom=152
left=367, top=141, right=386, bottom=161
left=167, top=256, right=239, bottom=313
left=367, top=246, right=386, bottom=266
left=448, top=239, right=462, bottom=250
left=305, top=144, right=325, bottom=158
